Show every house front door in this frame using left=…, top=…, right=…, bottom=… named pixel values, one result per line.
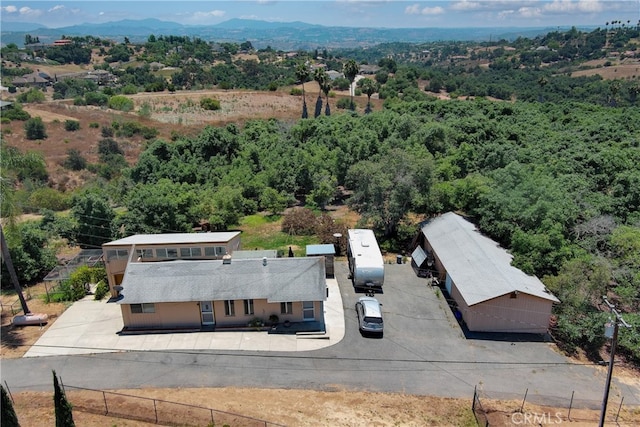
left=302, top=301, right=315, bottom=321
left=200, top=301, right=215, bottom=325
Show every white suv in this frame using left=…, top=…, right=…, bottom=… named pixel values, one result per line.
left=355, top=296, right=383, bottom=336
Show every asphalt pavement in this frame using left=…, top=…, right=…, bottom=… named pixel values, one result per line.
left=2, top=261, right=639, bottom=415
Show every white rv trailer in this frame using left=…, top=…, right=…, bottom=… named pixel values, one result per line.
left=347, top=229, right=384, bottom=289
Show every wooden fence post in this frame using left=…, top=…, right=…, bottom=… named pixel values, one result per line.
left=519, top=388, right=528, bottom=413
left=568, top=390, right=574, bottom=421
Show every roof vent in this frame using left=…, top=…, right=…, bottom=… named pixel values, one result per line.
left=263, top=257, right=267, bottom=266
left=222, top=254, right=232, bottom=265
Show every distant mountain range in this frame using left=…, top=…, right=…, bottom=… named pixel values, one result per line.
left=1, top=18, right=592, bottom=50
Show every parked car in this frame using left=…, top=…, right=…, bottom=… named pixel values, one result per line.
left=355, top=296, right=383, bottom=336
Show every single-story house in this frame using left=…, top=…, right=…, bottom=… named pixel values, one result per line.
left=416, top=212, right=559, bottom=334
left=116, top=256, right=327, bottom=331
left=102, top=232, right=242, bottom=299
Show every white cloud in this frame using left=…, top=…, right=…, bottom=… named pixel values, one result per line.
left=48, top=5, right=65, bottom=12
left=405, top=4, right=421, bottom=15
left=192, top=10, right=226, bottom=19
left=450, top=1, right=482, bottom=12
left=421, top=6, right=445, bottom=15
left=2, top=5, right=18, bottom=13
left=544, top=0, right=603, bottom=13
left=517, top=6, right=542, bottom=18
left=405, top=3, right=444, bottom=16
left=18, top=6, right=43, bottom=18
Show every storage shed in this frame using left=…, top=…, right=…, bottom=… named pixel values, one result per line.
left=417, top=212, right=559, bottom=334
left=306, top=244, right=336, bottom=277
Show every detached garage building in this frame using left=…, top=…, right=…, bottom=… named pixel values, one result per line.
left=417, top=212, right=559, bottom=334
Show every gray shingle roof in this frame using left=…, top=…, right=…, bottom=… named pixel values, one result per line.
left=421, top=212, right=559, bottom=306
left=117, top=257, right=326, bottom=304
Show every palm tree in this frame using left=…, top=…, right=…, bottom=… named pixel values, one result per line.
left=313, top=67, right=329, bottom=117
left=342, top=59, right=359, bottom=110
left=295, top=63, right=310, bottom=118
left=357, top=77, right=379, bottom=113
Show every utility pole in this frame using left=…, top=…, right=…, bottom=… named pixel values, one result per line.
left=0, top=225, right=31, bottom=315
left=599, top=296, right=631, bottom=427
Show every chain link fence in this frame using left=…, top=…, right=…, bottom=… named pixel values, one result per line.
left=64, top=385, right=286, bottom=427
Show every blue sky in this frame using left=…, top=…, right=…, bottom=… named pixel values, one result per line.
left=1, top=1, right=639, bottom=29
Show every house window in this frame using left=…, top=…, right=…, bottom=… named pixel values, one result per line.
left=136, top=249, right=153, bottom=259
left=280, top=302, right=293, bottom=315
left=224, top=300, right=235, bottom=316
left=244, top=299, right=254, bottom=315
left=107, top=249, right=129, bottom=261
left=180, top=247, right=202, bottom=258
left=155, top=248, right=178, bottom=258
left=130, top=303, right=155, bottom=314
left=205, top=246, right=227, bottom=257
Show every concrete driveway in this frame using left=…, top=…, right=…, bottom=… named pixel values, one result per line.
left=24, top=277, right=345, bottom=357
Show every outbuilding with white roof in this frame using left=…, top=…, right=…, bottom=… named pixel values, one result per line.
left=416, top=212, right=559, bottom=334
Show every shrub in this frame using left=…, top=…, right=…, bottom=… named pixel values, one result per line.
left=89, top=122, right=99, bottom=128
left=336, top=98, right=352, bottom=109
left=290, top=87, right=303, bottom=96
left=108, top=95, right=134, bottom=112
left=27, top=187, right=71, bottom=211
left=282, top=207, right=317, bottom=235
left=101, top=125, right=114, bottom=137
left=24, top=117, right=47, bottom=140
left=16, top=88, right=45, bottom=103
left=63, top=148, right=87, bottom=170
left=200, top=97, right=221, bottom=111
left=2, top=106, right=30, bottom=121
left=64, top=120, right=80, bottom=131
left=94, top=280, right=109, bottom=300
left=268, top=81, right=278, bottom=91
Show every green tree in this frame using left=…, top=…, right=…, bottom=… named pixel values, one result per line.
left=1, top=383, right=20, bottom=427
left=295, top=63, right=311, bottom=118
left=63, top=148, right=87, bottom=171
left=64, top=120, right=80, bottom=131
left=260, top=187, right=288, bottom=216
left=107, top=95, right=134, bottom=112
left=71, top=192, right=115, bottom=248
left=16, top=88, right=45, bottom=104
left=313, top=68, right=330, bottom=117
left=53, top=370, right=75, bottom=427
left=342, top=59, right=359, bottom=110
left=24, top=117, right=47, bottom=140
left=357, top=77, right=379, bottom=113
left=346, top=148, right=433, bottom=237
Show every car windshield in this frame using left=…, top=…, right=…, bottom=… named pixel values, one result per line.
left=364, top=317, right=382, bottom=324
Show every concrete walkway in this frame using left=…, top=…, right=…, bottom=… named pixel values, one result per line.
left=24, top=278, right=345, bottom=357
